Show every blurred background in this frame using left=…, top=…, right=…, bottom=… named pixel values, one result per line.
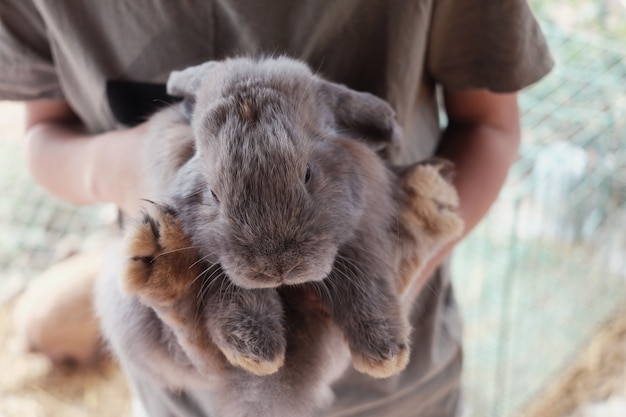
left=454, top=1, right=626, bottom=416
left=0, top=1, right=625, bottom=416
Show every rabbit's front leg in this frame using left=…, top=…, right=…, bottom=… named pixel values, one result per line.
left=395, top=159, right=464, bottom=293
left=323, top=254, right=411, bottom=379
left=203, top=278, right=287, bottom=376
left=122, top=203, right=286, bottom=376
left=121, top=203, right=226, bottom=375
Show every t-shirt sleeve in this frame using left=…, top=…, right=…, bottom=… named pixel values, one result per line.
left=0, top=0, right=63, bottom=100
left=427, top=0, right=554, bottom=92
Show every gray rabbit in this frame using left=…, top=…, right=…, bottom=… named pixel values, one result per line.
left=95, top=57, right=463, bottom=417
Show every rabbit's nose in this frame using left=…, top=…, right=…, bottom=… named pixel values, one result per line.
left=256, top=271, right=283, bottom=285
left=258, top=258, right=303, bottom=284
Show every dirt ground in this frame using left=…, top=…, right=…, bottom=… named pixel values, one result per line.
left=523, top=305, right=626, bottom=417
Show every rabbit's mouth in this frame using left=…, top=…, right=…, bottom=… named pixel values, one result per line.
left=222, top=250, right=336, bottom=290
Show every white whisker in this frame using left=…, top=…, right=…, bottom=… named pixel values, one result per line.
left=153, top=245, right=201, bottom=259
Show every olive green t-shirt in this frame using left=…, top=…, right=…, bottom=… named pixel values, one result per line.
left=0, top=1, right=553, bottom=416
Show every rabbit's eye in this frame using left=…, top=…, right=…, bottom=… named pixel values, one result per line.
left=210, top=189, right=220, bottom=203
left=304, top=164, right=311, bottom=184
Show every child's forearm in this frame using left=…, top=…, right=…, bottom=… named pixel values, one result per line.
left=407, top=90, right=521, bottom=300
left=24, top=100, right=149, bottom=215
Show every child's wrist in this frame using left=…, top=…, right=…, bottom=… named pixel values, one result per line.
left=90, top=124, right=149, bottom=215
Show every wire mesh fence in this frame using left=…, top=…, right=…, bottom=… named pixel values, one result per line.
left=453, top=19, right=626, bottom=417
left=0, top=104, right=117, bottom=294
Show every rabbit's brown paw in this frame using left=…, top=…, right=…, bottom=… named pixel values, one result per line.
left=208, top=289, right=286, bottom=376
left=222, top=345, right=285, bottom=377
left=347, top=320, right=410, bottom=378
left=121, top=203, right=203, bottom=307
left=351, top=343, right=410, bottom=379
left=401, top=159, right=463, bottom=239
left=395, top=159, right=465, bottom=293
left=216, top=317, right=286, bottom=376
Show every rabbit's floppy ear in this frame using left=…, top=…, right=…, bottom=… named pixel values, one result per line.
left=167, top=61, right=220, bottom=100
left=317, top=80, right=402, bottom=152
